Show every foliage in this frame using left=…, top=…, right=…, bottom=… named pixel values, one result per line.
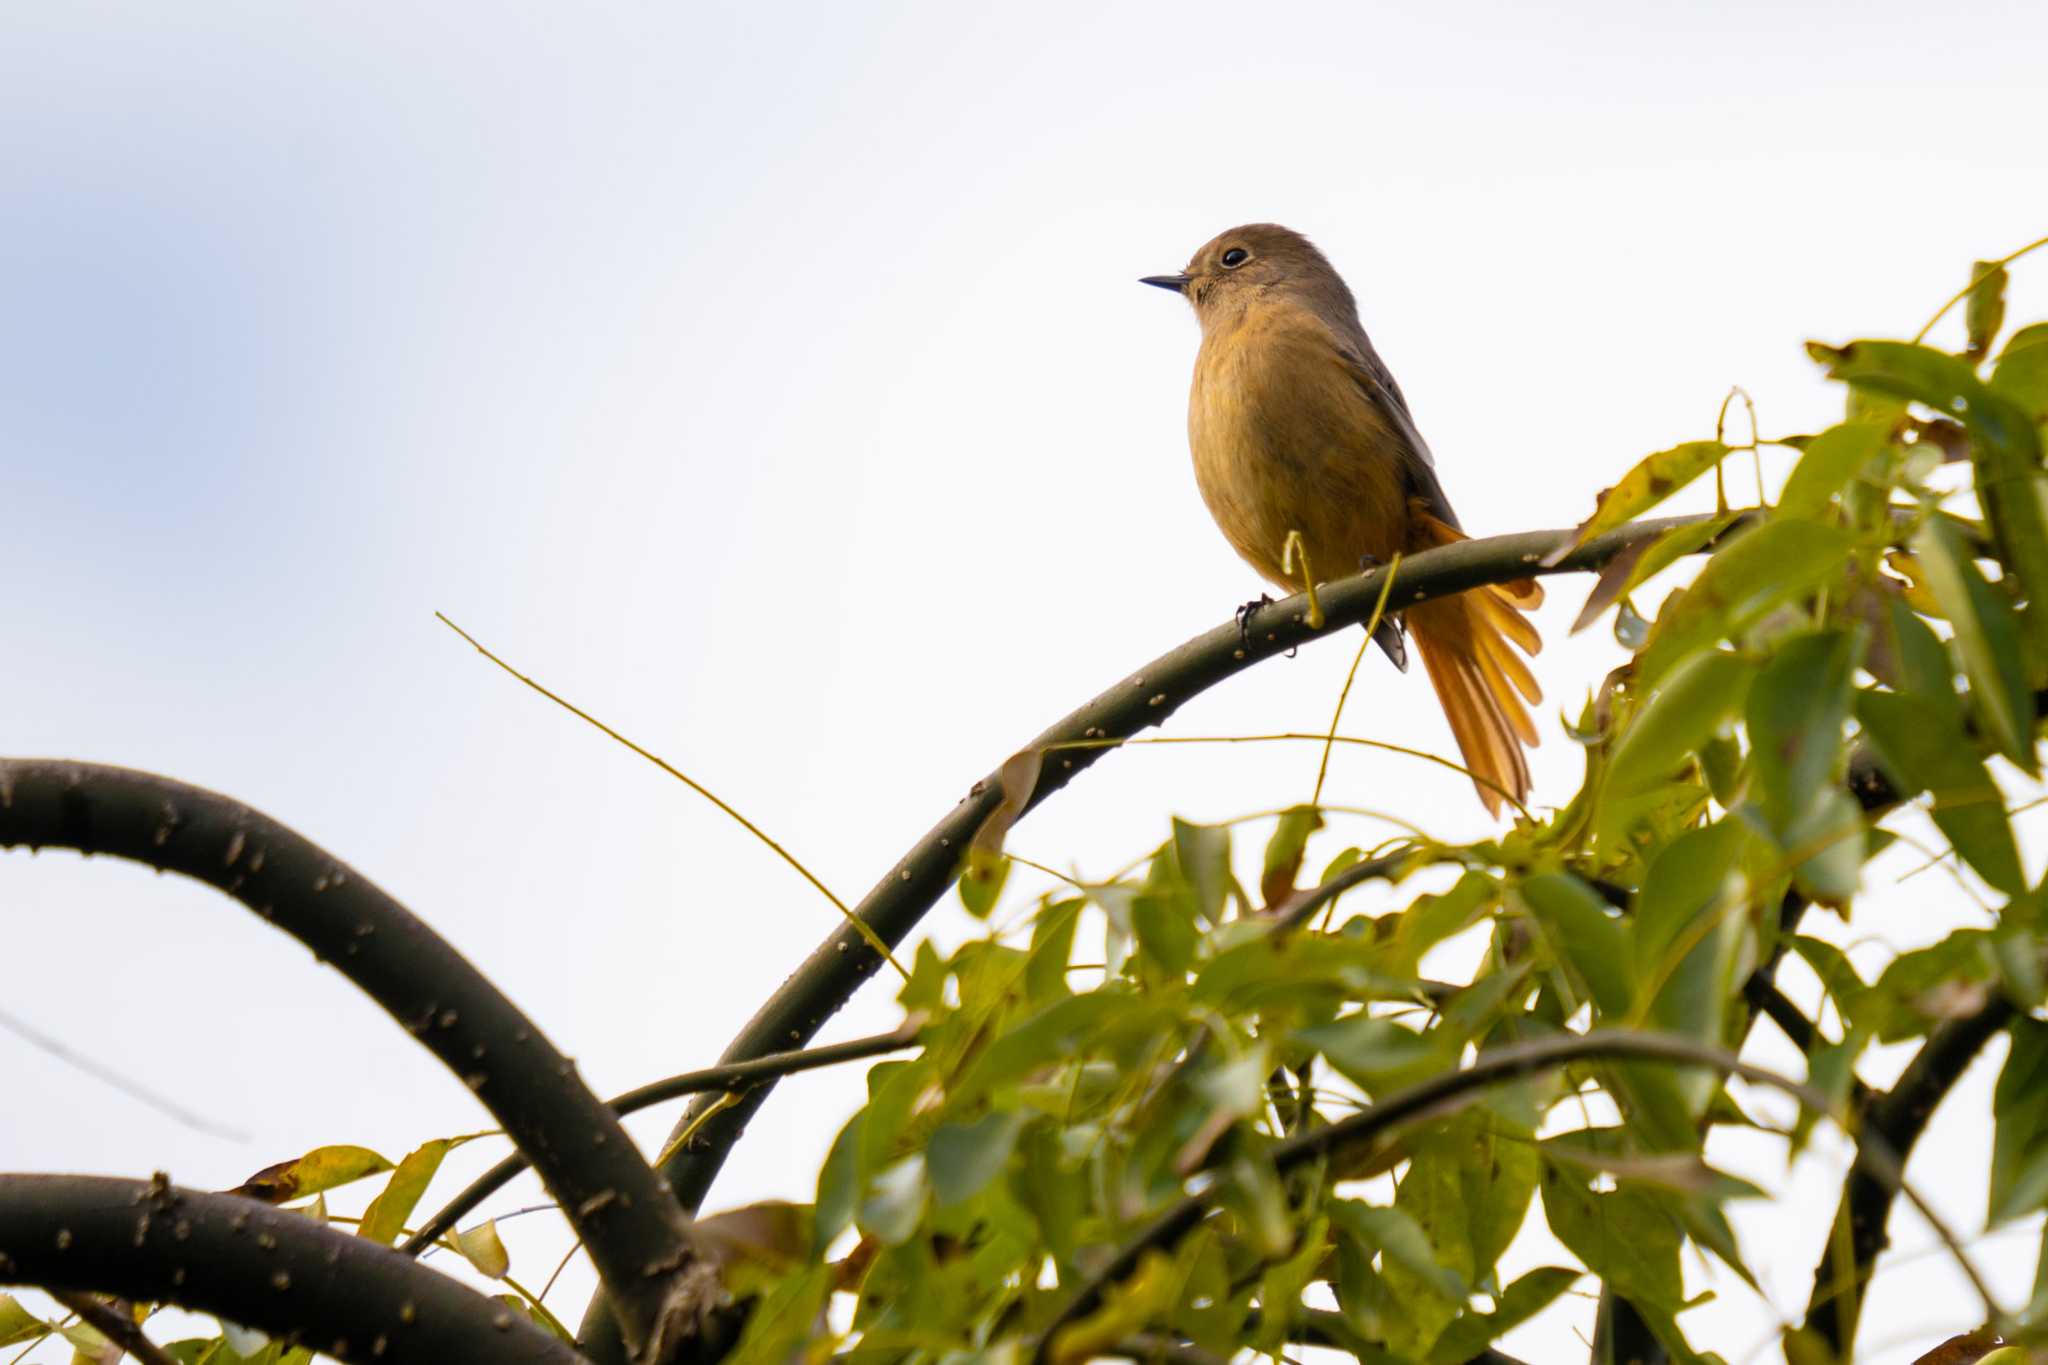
left=9, top=245, right=2048, bottom=1365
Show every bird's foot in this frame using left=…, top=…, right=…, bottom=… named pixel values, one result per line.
left=1235, top=594, right=1275, bottom=653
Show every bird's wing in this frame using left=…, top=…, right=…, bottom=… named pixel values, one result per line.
left=1332, top=329, right=1464, bottom=532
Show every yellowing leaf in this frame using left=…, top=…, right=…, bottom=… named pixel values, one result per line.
left=228, top=1144, right=392, bottom=1204
left=1542, top=440, right=1731, bottom=567
left=452, top=1218, right=510, bottom=1279
left=358, top=1139, right=449, bottom=1245
left=0, top=1295, right=46, bottom=1349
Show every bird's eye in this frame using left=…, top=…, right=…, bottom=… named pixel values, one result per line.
left=1220, top=248, right=1249, bottom=268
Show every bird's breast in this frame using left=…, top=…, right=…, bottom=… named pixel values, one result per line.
left=1185, top=310, right=1410, bottom=587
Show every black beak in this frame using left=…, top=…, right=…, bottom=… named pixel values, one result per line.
left=1140, top=273, right=1192, bottom=293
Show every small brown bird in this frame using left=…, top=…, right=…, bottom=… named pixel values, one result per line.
left=1143, top=223, right=1543, bottom=815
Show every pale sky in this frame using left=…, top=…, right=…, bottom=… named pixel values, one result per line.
left=5, top=2, right=2048, bottom=1360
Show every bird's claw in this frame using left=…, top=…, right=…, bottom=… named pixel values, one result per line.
left=1235, top=594, right=1275, bottom=653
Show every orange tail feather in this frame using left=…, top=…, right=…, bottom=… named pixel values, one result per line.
left=1409, top=508, right=1544, bottom=816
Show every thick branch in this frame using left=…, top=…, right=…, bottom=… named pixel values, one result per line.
left=0, top=760, right=702, bottom=1363
left=572, top=515, right=1716, bottom=1357
left=1031, top=1030, right=1988, bottom=1365
left=402, top=1021, right=922, bottom=1256
left=1801, top=998, right=2017, bottom=1356
left=0, top=1174, right=585, bottom=1365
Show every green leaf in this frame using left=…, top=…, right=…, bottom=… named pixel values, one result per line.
left=1261, top=805, right=1323, bottom=906
left=721, top=1265, right=832, bottom=1365
left=958, top=847, right=1010, bottom=919
left=1870, top=595, right=1961, bottom=718
left=1517, top=873, right=1632, bottom=1017
left=1992, top=322, right=2048, bottom=421
left=1297, top=1014, right=1438, bottom=1091
left=1779, top=421, right=1891, bottom=518
left=1606, top=650, right=1757, bottom=801
left=1388, top=870, right=1497, bottom=976
left=228, top=1145, right=394, bottom=1204
left=1815, top=339, right=2048, bottom=672
left=813, top=1112, right=864, bottom=1254
left=1252, top=1217, right=1331, bottom=1355
left=1795, top=1036, right=1864, bottom=1157
left=1400, top=1109, right=1542, bottom=1286
left=1856, top=690, right=2023, bottom=894
left=1790, top=936, right=1870, bottom=1024
left=1747, top=630, right=1859, bottom=831
left=1540, top=1164, right=1684, bottom=1312
left=1024, top=898, right=1084, bottom=1002
left=1634, top=823, right=1756, bottom=1112
left=1429, top=1266, right=1580, bottom=1364
left=1853, top=929, right=1996, bottom=1043
left=927, top=1109, right=1029, bottom=1207
left=1130, top=889, right=1199, bottom=976
left=1912, top=516, right=2037, bottom=774
left=357, top=1139, right=448, bottom=1245
left=2024, top=1218, right=2048, bottom=1332
left=1635, top=519, right=1854, bottom=686
left=1967, top=260, right=2010, bottom=360
left=1014, top=1121, right=1083, bottom=1267
left=1991, top=1016, right=2048, bottom=1226
left=1779, top=787, right=1866, bottom=908
left=1173, top=818, right=1233, bottom=923
left=857, top=1155, right=927, bottom=1245
left=1543, top=440, right=1731, bottom=567
left=898, top=939, right=947, bottom=1014
left=1745, top=628, right=1866, bottom=905
left=1332, top=1199, right=1465, bottom=1355
left=1217, top=1143, right=1293, bottom=1259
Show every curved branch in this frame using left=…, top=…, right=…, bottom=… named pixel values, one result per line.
left=0, top=1174, right=585, bottom=1365
left=1801, top=998, right=2017, bottom=1356
left=1030, top=1029, right=1998, bottom=1365
left=1272, top=854, right=1407, bottom=933
left=0, top=760, right=703, bottom=1363
left=402, top=1021, right=923, bottom=1256
left=573, top=514, right=1718, bottom=1357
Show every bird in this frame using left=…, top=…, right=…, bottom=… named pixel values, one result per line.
left=1141, top=223, right=1543, bottom=816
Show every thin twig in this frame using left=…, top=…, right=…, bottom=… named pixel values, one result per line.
left=1912, top=233, right=2048, bottom=343
left=401, top=1019, right=922, bottom=1256
left=1312, top=551, right=1403, bottom=806
left=435, top=612, right=906, bottom=979
left=49, top=1291, right=178, bottom=1365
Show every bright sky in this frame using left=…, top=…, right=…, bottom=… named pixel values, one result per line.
left=5, top=2, right=2047, bottom=1360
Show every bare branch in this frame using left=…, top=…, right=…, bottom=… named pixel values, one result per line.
left=0, top=760, right=703, bottom=1363
left=1801, top=998, right=2017, bottom=1356
left=0, top=1174, right=584, bottom=1365
left=401, top=1020, right=923, bottom=1256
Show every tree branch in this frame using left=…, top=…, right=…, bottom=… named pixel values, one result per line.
left=571, top=514, right=1722, bottom=1358
left=1800, top=998, right=2018, bottom=1356
left=401, top=1020, right=923, bottom=1256
left=1031, top=1030, right=1995, bottom=1365
left=0, top=1174, right=585, bottom=1365
left=49, top=1289, right=179, bottom=1365
left=0, top=760, right=704, bottom=1364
